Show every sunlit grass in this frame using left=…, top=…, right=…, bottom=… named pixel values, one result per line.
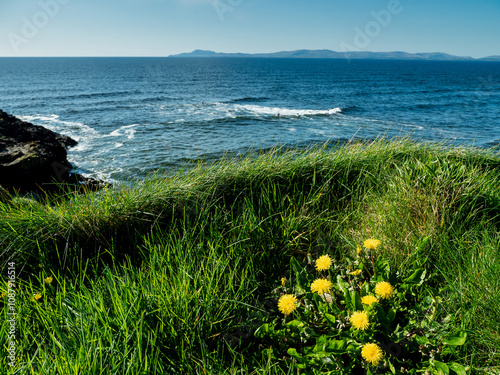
left=1, top=138, right=499, bottom=373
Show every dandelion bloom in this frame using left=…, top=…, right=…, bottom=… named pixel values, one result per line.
left=44, top=276, right=53, bottom=284
left=280, top=277, right=287, bottom=286
left=361, top=295, right=379, bottom=305
left=278, top=294, right=298, bottom=315
left=33, top=293, right=42, bottom=301
left=356, top=246, right=362, bottom=255
left=310, top=278, right=333, bottom=294
left=364, top=239, right=381, bottom=250
left=350, top=311, right=370, bottom=330
left=349, top=269, right=362, bottom=276
left=375, top=281, right=394, bottom=299
left=361, top=343, right=384, bottom=365
left=315, top=255, right=332, bottom=271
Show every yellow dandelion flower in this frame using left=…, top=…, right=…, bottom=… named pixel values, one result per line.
left=278, top=294, right=298, bottom=315
left=356, top=246, right=362, bottom=255
left=349, top=269, right=362, bottom=276
left=364, top=239, right=381, bottom=250
left=44, top=276, right=53, bottom=284
left=280, top=277, right=287, bottom=286
left=361, top=295, right=379, bottom=305
left=310, top=278, right=333, bottom=294
left=315, top=255, right=332, bottom=271
left=33, top=293, right=42, bottom=301
left=361, top=343, right=384, bottom=365
left=375, top=281, right=394, bottom=299
left=350, top=311, right=370, bottom=330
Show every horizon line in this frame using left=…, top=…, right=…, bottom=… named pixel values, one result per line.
left=1, top=49, right=498, bottom=60
left=0, top=49, right=499, bottom=59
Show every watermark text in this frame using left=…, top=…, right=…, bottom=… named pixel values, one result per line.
left=8, top=0, right=71, bottom=54
left=7, top=262, right=17, bottom=367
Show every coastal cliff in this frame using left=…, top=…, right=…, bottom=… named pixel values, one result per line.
left=0, top=110, right=103, bottom=192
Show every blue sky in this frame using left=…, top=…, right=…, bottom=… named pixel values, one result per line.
left=1, top=0, right=499, bottom=57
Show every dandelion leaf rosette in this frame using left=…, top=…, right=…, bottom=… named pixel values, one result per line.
left=256, top=240, right=469, bottom=373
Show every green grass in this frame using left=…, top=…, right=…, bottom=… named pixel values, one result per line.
left=1, top=138, right=499, bottom=374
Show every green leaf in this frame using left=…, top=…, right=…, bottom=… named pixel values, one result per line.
left=343, top=291, right=352, bottom=310
left=290, top=256, right=303, bottom=274
left=254, top=323, right=273, bottom=338
left=448, top=362, right=467, bottom=375
left=415, top=335, right=430, bottom=345
left=374, top=258, right=390, bottom=279
left=290, top=256, right=308, bottom=294
left=312, top=336, right=347, bottom=355
left=410, top=236, right=430, bottom=267
left=417, top=236, right=430, bottom=253
left=351, top=290, right=362, bottom=311
left=324, top=313, right=337, bottom=326
left=313, top=292, right=327, bottom=311
left=386, top=308, right=396, bottom=323
left=387, top=358, right=396, bottom=374
left=403, top=268, right=427, bottom=285
left=337, top=275, right=349, bottom=294
left=326, top=339, right=346, bottom=353
left=375, top=305, right=390, bottom=325
left=287, top=348, right=303, bottom=360
left=345, top=343, right=358, bottom=353
left=313, top=335, right=328, bottom=352
left=442, top=330, right=467, bottom=346
left=432, top=360, right=450, bottom=375
left=286, top=319, right=306, bottom=329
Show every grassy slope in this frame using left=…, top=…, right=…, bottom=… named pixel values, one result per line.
left=1, top=138, right=499, bottom=374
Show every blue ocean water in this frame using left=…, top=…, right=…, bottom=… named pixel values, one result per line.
left=1, top=57, right=499, bottom=182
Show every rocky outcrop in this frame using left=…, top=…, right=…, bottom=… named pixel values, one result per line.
left=0, top=110, right=105, bottom=192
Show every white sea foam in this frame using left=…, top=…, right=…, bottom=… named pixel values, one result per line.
left=156, top=102, right=342, bottom=124
left=19, top=114, right=60, bottom=123
left=17, top=114, right=99, bottom=143
left=104, top=124, right=138, bottom=139
left=235, top=105, right=342, bottom=117
left=72, top=143, right=89, bottom=152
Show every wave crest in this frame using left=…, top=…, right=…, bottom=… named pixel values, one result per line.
left=237, top=105, right=342, bottom=117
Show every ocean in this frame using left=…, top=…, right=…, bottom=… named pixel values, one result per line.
left=1, top=57, right=499, bottom=183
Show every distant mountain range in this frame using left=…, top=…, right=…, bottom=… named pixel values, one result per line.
left=169, top=49, right=500, bottom=61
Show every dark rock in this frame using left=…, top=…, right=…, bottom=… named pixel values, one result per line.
left=0, top=110, right=108, bottom=193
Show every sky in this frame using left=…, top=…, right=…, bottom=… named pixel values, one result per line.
left=0, top=0, right=499, bottom=58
